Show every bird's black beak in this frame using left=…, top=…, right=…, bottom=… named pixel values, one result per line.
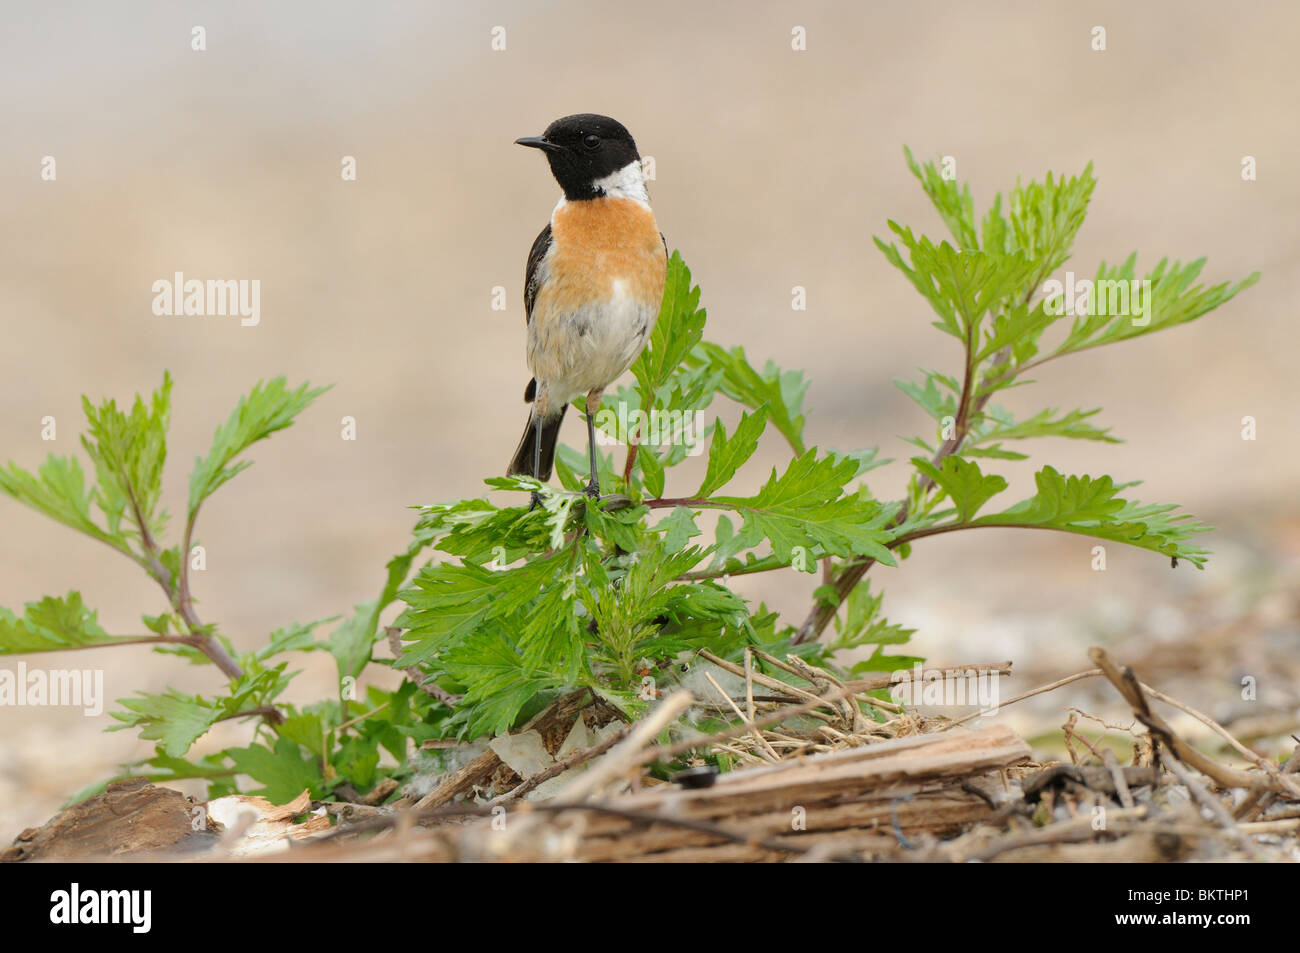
left=515, top=136, right=566, bottom=154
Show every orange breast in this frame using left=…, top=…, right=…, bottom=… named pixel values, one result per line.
left=544, top=197, right=666, bottom=310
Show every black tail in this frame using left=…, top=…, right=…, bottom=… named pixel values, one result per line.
left=506, top=406, right=566, bottom=481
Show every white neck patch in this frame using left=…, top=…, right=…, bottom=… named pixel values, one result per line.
left=592, top=159, right=650, bottom=205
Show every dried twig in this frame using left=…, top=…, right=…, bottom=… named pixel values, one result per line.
left=1235, top=742, right=1300, bottom=820
left=649, top=679, right=899, bottom=763
left=1089, top=647, right=1297, bottom=796
left=946, top=807, right=1149, bottom=862
left=1141, top=682, right=1276, bottom=773
left=703, top=671, right=780, bottom=762
left=1159, top=749, right=1261, bottom=859
left=412, top=750, right=500, bottom=810
left=699, top=649, right=854, bottom=715
left=947, top=668, right=1101, bottom=728
left=1102, top=749, right=1135, bottom=810
left=743, top=648, right=757, bottom=722
left=847, top=659, right=1014, bottom=691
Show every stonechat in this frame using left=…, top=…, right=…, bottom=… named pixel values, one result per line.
left=506, top=114, right=667, bottom=500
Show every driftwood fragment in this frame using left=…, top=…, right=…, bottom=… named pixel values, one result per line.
left=1, top=777, right=217, bottom=862
left=448, top=722, right=1031, bottom=861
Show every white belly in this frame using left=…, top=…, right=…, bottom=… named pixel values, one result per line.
left=527, top=281, right=657, bottom=407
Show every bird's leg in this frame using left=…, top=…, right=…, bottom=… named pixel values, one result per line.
left=529, top=411, right=544, bottom=511
left=583, top=389, right=603, bottom=500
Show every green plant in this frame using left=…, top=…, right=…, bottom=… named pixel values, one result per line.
left=0, top=150, right=1257, bottom=803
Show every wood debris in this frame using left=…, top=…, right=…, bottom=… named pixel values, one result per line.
left=8, top=647, right=1299, bottom=863
left=1, top=777, right=217, bottom=862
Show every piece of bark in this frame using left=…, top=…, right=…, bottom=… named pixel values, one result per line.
left=2, top=777, right=218, bottom=862
left=447, top=724, right=1031, bottom=861
left=205, top=790, right=332, bottom=857
left=411, top=750, right=503, bottom=810
left=599, top=723, right=1030, bottom=818
left=571, top=787, right=995, bottom=861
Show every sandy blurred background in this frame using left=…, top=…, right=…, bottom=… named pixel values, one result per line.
left=2, top=0, right=1297, bottom=838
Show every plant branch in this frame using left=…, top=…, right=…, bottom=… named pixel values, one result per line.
left=15, top=633, right=194, bottom=651
left=212, top=704, right=285, bottom=726
left=335, top=702, right=390, bottom=733
left=679, top=560, right=789, bottom=582
left=178, top=509, right=200, bottom=637
left=123, top=479, right=242, bottom=680
left=622, top=442, right=638, bottom=486
left=793, top=341, right=1012, bottom=644
left=644, top=496, right=705, bottom=510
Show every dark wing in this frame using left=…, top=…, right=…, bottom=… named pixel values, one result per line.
left=521, top=224, right=553, bottom=404
left=524, top=223, right=553, bottom=326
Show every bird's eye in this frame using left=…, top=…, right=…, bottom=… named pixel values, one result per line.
left=582, top=134, right=601, bottom=150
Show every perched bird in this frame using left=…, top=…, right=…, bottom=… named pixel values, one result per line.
left=506, top=113, right=667, bottom=499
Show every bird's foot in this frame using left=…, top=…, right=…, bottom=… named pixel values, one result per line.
left=528, top=491, right=543, bottom=511
left=583, top=480, right=601, bottom=501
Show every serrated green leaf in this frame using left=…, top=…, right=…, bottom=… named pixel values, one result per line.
left=0, top=455, right=133, bottom=555
left=109, top=689, right=223, bottom=757
left=327, top=601, right=382, bottom=683
left=0, top=592, right=125, bottom=654
left=903, top=146, right=979, bottom=251
left=698, top=407, right=767, bottom=497
left=1051, top=257, right=1259, bottom=358
left=656, top=506, right=701, bottom=553
left=80, top=373, right=173, bottom=543
left=111, top=664, right=294, bottom=757
left=911, top=456, right=1008, bottom=522
left=442, top=630, right=556, bottom=737
left=688, top=343, right=808, bottom=455
left=249, top=618, right=334, bottom=663
left=632, top=251, right=706, bottom=404
left=397, top=556, right=564, bottom=667
left=276, top=710, right=326, bottom=758
left=830, top=580, right=916, bottom=654
left=974, top=406, right=1118, bottom=445
left=974, top=466, right=1211, bottom=566
left=875, top=228, right=1037, bottom=340
left=228, top=737, right=325, bottom=802
left=518, top=583, right=584, bottom=681
left=995, top=163, right=1096, bottom=282
left=188, top=377, right=329, bottom=517
left=711, top=450, right=895, bottom=565
left=640, top=445, right=666, bottom=497
left=895, top=370, right=961, bottom=423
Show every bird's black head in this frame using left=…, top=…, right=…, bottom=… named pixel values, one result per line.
left=516, top=114, right=644, bottom=201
